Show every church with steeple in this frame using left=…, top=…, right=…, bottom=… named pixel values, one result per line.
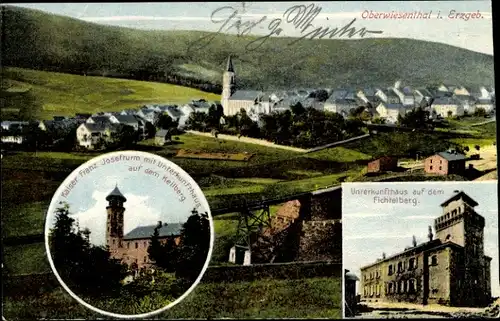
left=221, top=56, right=267, bottom=116
left=105, top=185, right=183, bottom=270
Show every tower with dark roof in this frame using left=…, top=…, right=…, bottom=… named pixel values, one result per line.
left=221, top=56, right=236, bottom=114
left=106, top=184, right=126, bottom=251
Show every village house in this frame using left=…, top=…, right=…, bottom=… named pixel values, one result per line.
left=413, top=88, right=433, bottom=106
left=155, top=129, right=171, bottom=146
left=424, top=150, right=466, bottom=176
left=392, top=87, right=415, bottom=107
left=324, top=97, right=358, bottom=116
left=359, top=191, right=491, bottom=307
left=431, top=97, right=464, bottom=118
left=453, top=86, right=470, bottom=96
left=86, top=115, right=112, bottom=125
left=375, top=102, right=405, bottom=124
left=136, top=109, right=159, bottom=124
left=375, top=89, right=401, bottom=105
left=109, top=114, right=143, bottom=131
left=356, top=88, right=377, bottom=105
left=453, top=95, right=477, bottom=114
left=76, top=122, right=118, bottom=149
left=105, top=185, right=182, bottom=271
left=1, top=135, right=24, bottom=144
left=1, top=121, right=30, bottom=131
left=367, top=156, right=399, bottom=174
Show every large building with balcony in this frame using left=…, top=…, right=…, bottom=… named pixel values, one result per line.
left=359, top=191, right=492, bottom=307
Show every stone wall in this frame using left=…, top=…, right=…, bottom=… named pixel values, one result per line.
left=296, top=220, right=342, bottom=262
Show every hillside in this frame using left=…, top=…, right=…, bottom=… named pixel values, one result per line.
left=1, top=68, right=221, bottom=120
left=2, top=5, right=495, bottom=91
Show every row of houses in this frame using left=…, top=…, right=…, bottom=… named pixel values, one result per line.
left=234, top=81, right=495, bottom=124
left=1, top=99, right=219, bottom=149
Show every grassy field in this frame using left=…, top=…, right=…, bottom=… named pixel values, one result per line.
left=3, top=277, right=342, bottom=319
left=2, top=67, right=221, bottom=120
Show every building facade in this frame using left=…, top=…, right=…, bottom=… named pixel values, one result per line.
left=367, top=156, right=398, bottom=173
left=359, top=191, right=492, bottom=307
left=105, top=186, right=182, bottom=270
left=424, top=151, right=466, bottom=176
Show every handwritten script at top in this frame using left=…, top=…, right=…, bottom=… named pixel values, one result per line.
left=186, top=3, right=384, bottom=55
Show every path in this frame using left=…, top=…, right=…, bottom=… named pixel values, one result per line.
left=470, top=118, right=496, bottom=127
left=185, top=130, right=307, bottom=153
left=186, top=130, right=372, bottom=154
left=466, top=144, right=497, bottom=171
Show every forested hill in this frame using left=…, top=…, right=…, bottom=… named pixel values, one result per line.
left=2, top=5, right=495, bottom=92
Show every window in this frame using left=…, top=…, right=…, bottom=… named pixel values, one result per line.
left=388, top=265, right=393, bottom=275
left=135, top=242, right=138, bottom=249
left=143, top=256, right=147, bottom=263
left=430, top=159, right=433, bottom=163
left=409, top=279, right=416, bottom=293
left=144, top=241, right=147, bottom=247
left=376, top=270, right=380, bottom=279
left=135, top=258, right=138, bottom=263
left=388, top=282, right=393, bottom=294
left=440, top=159, right=442, bottom=164
left=400, top=280, right=405, bottom=293
left=431, top=255, right=438, bottom=265
left=127, top=242, right=130, bottom=249
left=398, top=262, right=403, bottom=273
left=430, top=166, right=433, bottom=170
left=439, top=166, right=442, bottom=170
left=112, top=239, right=115, bottom=245
left=409, top=258, right=415, bottom=270
left=370, top=272, right=374, bottom=280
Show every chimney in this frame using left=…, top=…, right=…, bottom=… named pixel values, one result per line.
left=157, top=221, right=162, bottom=228
left=428, top=226, right=433, bottom=241
left=412, top=235, right=417, bottom=247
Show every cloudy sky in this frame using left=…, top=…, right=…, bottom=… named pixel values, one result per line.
left=9, top=1, right=494, bottom=55
left=46, top=155, right=208, bottom=246
left=343, top=181, right=499, bottom=297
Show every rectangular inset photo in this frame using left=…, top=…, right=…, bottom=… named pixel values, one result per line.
left=342, top=181, right=498, bottom=318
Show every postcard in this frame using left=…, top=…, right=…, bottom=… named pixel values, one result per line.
left=1, top=1, right=497, bottom=319
left=343, top=181, right=499, bottom=318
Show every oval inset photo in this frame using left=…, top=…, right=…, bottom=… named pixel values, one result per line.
left=44, top=151, right=214, bottom=318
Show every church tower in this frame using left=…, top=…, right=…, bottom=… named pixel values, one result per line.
left=221, top=56, right=235, bottom=116
left=106, top=185, right=126, bottom=252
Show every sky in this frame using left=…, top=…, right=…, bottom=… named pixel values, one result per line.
left=45, top=153, right=209, bottom=246
left=9, top=1, right=494, bottom=55
left=343, top=181, right=499, bottom=298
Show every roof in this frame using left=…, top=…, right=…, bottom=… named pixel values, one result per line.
left=164, top=107, right=183, bottom=118
left=226, top=56, right=234, bottom=72
left=88, top=116, right=111, bottom=123
left=380, top=103, right=403, bottom=110
left=124, top=223, right=183, bottom=240
left=156, top=129, right=170, bottom=137
left=440, top=191, right=479, bottom=208
left=229, top=90, right=262, bottom=101
left=114, top=114, right=139, bottom=124
left=81, top=122, right=118, bottom=132
left=106, top=185, right=127, bottom=202
left=476, top=98, right=493, bottom=104
left=432, top=97, right=458, bottom=105
left=436, top=151, right=466, bottom=162
left=361, top=239, right=455, bottom=270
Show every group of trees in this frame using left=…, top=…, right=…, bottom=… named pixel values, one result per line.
left=148, top=209, right=210, bottom=282
left=186, top=103, right=366, bottom=148
left=49, top=203, right=128, bottom=296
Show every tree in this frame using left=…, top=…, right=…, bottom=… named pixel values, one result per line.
left=309, top=89, right=329, bottom=102
left=147, top=222, right=179, bottom=273
left=155, top=114, right=177, bottom=130
left=175, top=209, right=210, bottom=281
left=399, top=107, right=431, bottom=129
left=206, top=104, right=223, bottom=129
left=475, top=145, right=480, bottom=152
left=290, top=101, right=306, bottom=116
left=474, top=107, right=487, bottom=117
left=48, top=203, right=127, bottom=296
left=145, top=121, right=156, bottom=139
left=187, top=112, right=208, bottom=131
left=112, top=124, right=138, bottom=148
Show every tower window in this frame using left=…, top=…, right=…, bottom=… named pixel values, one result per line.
left=388, top=265, right=393, bottom=275
left=127, top=242, right=130, bottom=249
left=112, top=239, right=115, bottom=245
left=144, top=241, right=147, bottom=247
left=397, top=262, right=403, bottom=273
left=144, top=256, right=147, bottom=263
left=135, top=242, right=138, bottom=249
left=439, top=166, right=442, bottom=170
left=431, top=255, right=438, bottom=265
left=430, top=166, right=433, bottom=170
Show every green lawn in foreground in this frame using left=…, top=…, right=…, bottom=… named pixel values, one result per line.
left=3, top=243, right=51, bottom=275
left=2, top=201, right=48, bottom=238
left=3, top=277, right=342, bottom=320
left=3, top=67, right=221, bottom=120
